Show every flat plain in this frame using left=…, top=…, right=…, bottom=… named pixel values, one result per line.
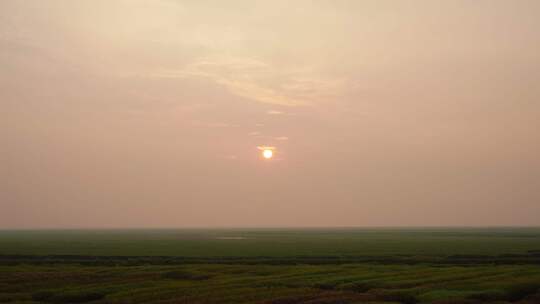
left=1, top=228, right=539, bottom=303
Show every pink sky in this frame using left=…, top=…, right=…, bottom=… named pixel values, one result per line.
left=1, top=0, right=539, bottom=228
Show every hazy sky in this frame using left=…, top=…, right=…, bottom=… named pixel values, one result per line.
left=2, top=0, right=540, bottom=228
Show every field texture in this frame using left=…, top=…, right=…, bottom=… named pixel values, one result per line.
left=1, top=228, right=539, bottom=303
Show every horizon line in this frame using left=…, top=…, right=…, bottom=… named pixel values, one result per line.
left=1, top=225, right=539, bottom=231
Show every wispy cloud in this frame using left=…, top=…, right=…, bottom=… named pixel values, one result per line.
left=257, top=146, right=276, bottom=150
left=274, top=136, right=289, bottom=141
left=146, top=57, right=346, bottom=107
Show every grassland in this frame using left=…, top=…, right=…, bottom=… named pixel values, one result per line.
left=1, top=228, right=539, bottom=303
left=1, top=227, right=540, bottom=257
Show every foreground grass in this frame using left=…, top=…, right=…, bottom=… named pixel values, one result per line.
left=1, top=263, right=540, bottom=303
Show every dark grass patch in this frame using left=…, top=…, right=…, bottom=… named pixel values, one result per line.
left=0, top=295, right=15, bottom=303
left=247, top=270, right=274, bottom=276
left=505, top=282, right=540, bottom=301
left=264, top=291, right=377, bottom=304
left=339, top=281, right=376, bottom=293
left=252, top=281, right=300, bottom=289
left=313, top=282, right=337, bottom=290
left=467, top=282, right=540, bottom=302
left=467, top=289, right=506, bottom=301
left=31, top=290, right=105, bottom=303
left=376, top=290, right=418, bottom=304
left=161, top=270, right=211, bottom=281
left=31, top=291, right=53, bottom=301
left=430, top=300, right=480, bottom=304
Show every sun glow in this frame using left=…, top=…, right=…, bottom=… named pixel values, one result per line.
left=258, top=146, right=276, bottom=159
left=263, top=149, right=273, bottom=159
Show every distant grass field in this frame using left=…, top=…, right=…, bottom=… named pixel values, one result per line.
left=1, top=228, right=540, bottom=303
left=1, top=227, right=540, bottom=257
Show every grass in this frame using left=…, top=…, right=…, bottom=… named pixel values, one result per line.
left=0, top=227, right=539, bottom=257
left=0, top=228, right=539, bottom=303
left=1, top=264, right=539, bottom=303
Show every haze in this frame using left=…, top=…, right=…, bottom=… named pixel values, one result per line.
left=2, top=0, right=539, bottom=228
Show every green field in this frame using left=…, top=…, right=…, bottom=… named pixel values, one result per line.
left=1, top=228, right=540, bottom=257
left=1, top=228, right=540, bottom=303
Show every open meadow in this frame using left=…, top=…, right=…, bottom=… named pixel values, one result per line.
left=1, top=228, right=539, bottom=303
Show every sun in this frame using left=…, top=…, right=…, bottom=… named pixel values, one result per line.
left=262, top=149, right=273, bottom=159
left=257, top=146, right=276, bottom=159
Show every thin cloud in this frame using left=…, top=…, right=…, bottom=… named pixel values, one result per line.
left=146, top=57, right=345, bottom=107
left=274, top=136, right=289, bottom=141
left=257, top=146, right=275, bottom=150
